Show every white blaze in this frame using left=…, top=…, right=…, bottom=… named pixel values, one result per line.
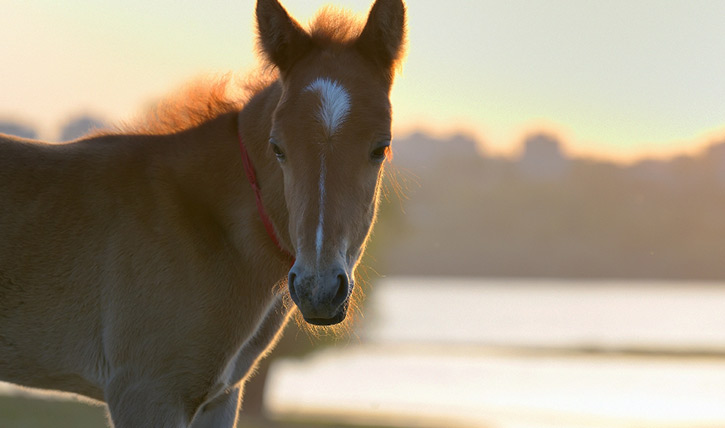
left=316, top=154, right=326, bottom=265
left=305, top=78, right=351, bottom=136
left=305, top=78, right=351, bottom=265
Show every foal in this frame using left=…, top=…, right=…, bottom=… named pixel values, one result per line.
left=0, top=0, right=406, bottom=426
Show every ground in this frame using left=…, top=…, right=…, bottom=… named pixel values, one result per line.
left=0, top=394, right=412, bottom=428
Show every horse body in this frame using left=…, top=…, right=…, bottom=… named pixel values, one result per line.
left=0, top=0, right=405, bottom=426
left=1, top=111, right=291, bottom=424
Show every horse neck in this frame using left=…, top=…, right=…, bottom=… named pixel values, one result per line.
left=235, top=81, right=293, bottom=257
left=152, top=84, right=291, bottom=270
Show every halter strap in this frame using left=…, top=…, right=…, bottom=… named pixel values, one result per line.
left=237, top=118, right=295, bottom=262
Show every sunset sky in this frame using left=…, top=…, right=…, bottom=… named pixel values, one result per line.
left=2, top=0, right=724, bottom=161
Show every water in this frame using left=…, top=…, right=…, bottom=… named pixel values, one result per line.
left=266, top=278, right=725, bottom=428
left=363, top=278, right=725, bottom=350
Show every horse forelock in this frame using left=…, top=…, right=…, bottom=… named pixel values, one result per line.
left=307, top=7, right=364, bottom=45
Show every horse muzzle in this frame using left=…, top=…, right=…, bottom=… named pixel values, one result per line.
left=287, top=261, right=352, bottom=325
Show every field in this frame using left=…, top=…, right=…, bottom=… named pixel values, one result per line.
left=0, top=393, right=409, bottom=428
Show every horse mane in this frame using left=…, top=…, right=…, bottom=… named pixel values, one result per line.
left=116, top=70, right=276, bottom=136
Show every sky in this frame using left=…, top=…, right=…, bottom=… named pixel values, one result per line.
left=2, top=0, right=725, bottom=161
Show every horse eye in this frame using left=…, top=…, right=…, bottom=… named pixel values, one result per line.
left=269, top=139, right=286, bottom=161
left=370, top=144, right=390, bottom=162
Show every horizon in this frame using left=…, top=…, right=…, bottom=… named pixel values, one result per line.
left=2, top=0, right=724, bottom=162
left=6, top=113, right=722, bottom=166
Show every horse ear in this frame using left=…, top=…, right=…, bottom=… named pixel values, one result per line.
left=356, top=0, right=407, bottom=82
left=256, top=0, right=312, bottom=72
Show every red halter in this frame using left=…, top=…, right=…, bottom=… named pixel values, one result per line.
left=237, top=125, right=295, bottom=262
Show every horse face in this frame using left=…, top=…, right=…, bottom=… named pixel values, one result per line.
left=272, top=60, right=392, bottom=325
left=256, top=0, right=405, bottom=325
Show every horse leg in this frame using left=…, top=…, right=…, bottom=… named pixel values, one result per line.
left=187, top=297, right=292, bottom=428
left=231, top=295, right=292, bottom=384
left=189, top=386, right=242, bottom=428
left=105, top=373, right=192, bottom=428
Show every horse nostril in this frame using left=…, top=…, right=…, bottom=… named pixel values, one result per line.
left=331, top=273, right=349, bottom=307
left=288, top=271, right=300, bottom=305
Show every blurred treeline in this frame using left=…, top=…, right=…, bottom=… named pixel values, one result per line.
left=0, top=116, right=106, bottom=142
left=379, top=132, right=725, bottom=280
